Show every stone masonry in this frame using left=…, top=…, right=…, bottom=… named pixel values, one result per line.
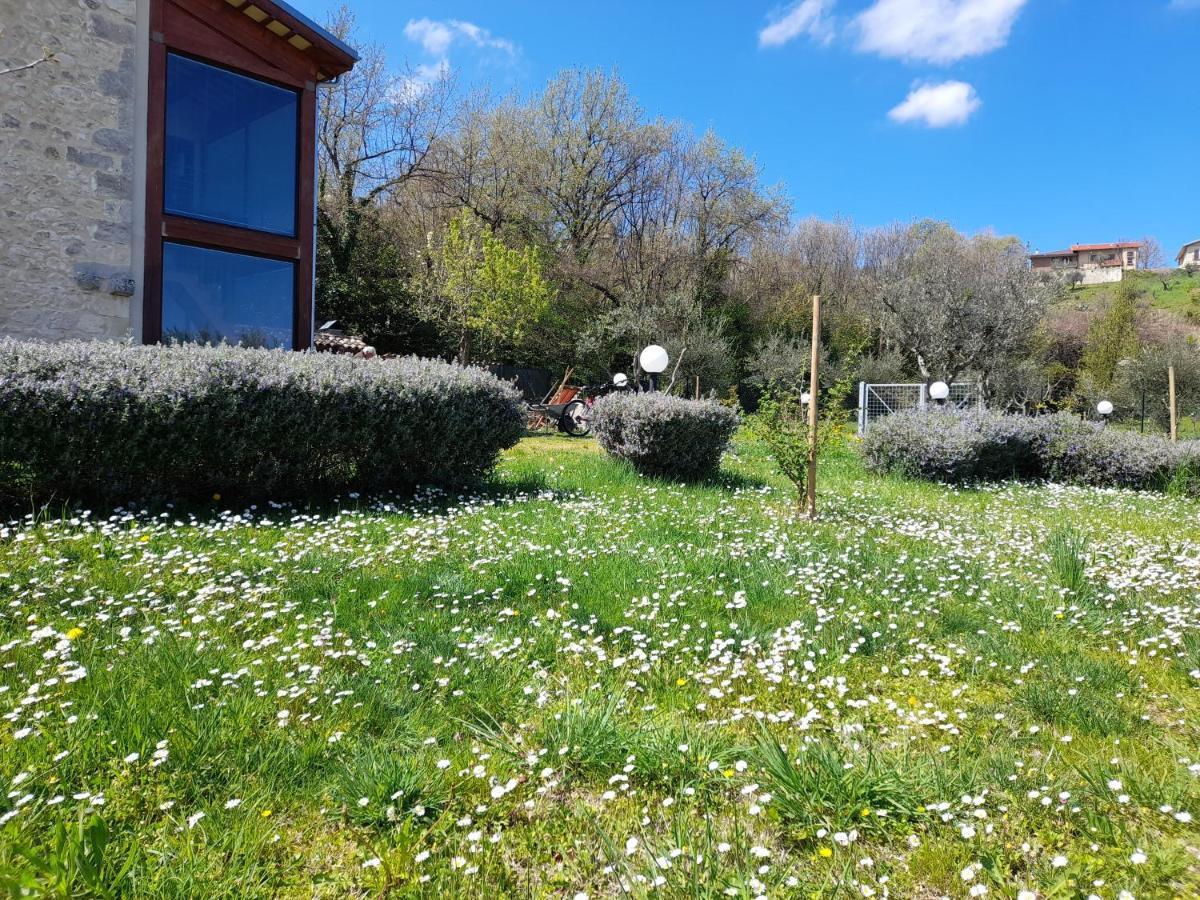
left=0, top=0, right=141, bottom=342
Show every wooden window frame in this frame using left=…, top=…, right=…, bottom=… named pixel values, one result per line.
left=144, top=0, right=318, bottom=350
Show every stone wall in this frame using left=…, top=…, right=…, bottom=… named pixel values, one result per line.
left=0, top=0, right=143, bottom=342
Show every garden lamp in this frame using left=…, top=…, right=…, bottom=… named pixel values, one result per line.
left=929, top=381, right=950, bottom=404
left=612, top=373, right=628, bottom=388
left=639, top=344, right=669, bottom=392
left=800, top=392, right=812, bottom=405
left=1097, top=400, right=1114, bottom=425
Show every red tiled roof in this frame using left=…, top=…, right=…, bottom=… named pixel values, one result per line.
left=1070, top=242, right=1141, bottom=252
left=1028, top=249, right=1074, bottom=258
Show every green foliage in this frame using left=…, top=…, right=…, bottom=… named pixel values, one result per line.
left=1080, top=281, right=1140, bottom=389
left=421, top=209, right=554, bottom=364
left=756, top=733, right=923, bottom=835
left=1046, top=526, right=1091, bottom=598
left=329, top=749, right=445, bottom=828
left=0, top=814, right=138, bottom=898
left=749, top=371, right=855, bottom=510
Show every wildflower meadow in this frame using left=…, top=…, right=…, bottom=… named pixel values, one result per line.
left=2, top=434, right=1199, bottom=897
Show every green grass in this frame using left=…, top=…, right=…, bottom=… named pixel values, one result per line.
left=2, top=433, right=1200, bottom=897
left=1065, top=269, right=1200, bottom=322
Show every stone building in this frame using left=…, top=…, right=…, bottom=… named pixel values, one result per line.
left=0, top=0, right=356, bottom=348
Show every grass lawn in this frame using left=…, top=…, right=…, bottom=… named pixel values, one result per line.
left=1066, top=270, right=1200, bottom=322
left=3, top=434, right=1200, bottom=897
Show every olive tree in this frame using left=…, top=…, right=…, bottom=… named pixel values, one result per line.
left=864, top=221, right=1059, bottom=386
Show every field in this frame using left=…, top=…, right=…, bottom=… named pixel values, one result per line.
left=3, top=434, right=1200, bottom=897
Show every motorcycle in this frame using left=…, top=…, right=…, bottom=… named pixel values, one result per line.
left=527, top=374, right=629, bottom=437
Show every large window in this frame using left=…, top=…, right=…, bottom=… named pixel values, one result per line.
left=162, top=243, right=295, bottom=349
left=164, top=54, right=299, bottom=236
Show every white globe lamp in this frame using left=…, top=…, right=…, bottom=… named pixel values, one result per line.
left=800, top=391, right=812, bottom=405
left=639, top=344, right=669, bottom=391
left=612, top=373, right=628, bottom=388
left=929, top=381, right=950, bottom=402
left=1097, top=400, right=1114, bottom=417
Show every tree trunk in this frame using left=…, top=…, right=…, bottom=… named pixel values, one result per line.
left=458, top=330, right=472, bottom=366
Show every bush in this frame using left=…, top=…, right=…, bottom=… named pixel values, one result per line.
left=591, top=392, right=739, bottom=480
left=0, top=340, right=525, bottom=504
left=1043, top=426, right=1181, bottom=491
left=863, top=408, right=1196, bottom=495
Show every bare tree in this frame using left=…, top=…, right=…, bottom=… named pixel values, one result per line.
left=864, top=221, right=1059, bottom=385
left=1139, top=235, right=1165, bottom=271
left=317, top=8, right=454, bottom=283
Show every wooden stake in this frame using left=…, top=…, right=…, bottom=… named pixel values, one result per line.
left=805, top=294, right=821, bottom=520
left=694, top=375, right=700, bottom=400
left=1169, top=364, right=1178, bottom=442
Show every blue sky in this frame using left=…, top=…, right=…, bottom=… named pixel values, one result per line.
left=299, top=0, right=1200, bottom=260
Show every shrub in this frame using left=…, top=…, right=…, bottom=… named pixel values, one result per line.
left=863, top=407, right=1197, bottom=495
left=1043, top=426, right=1182, bottom=491
left=590, top=392, right=739, bottom=480
left=0, top=340, right=525, bottom=504
left=860, top=409, right=990, bottom=482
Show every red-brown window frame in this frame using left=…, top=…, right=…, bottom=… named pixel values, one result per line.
left=144, top=0, right=318, bottom=350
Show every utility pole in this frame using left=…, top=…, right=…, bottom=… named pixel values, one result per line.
left=1169, top=364, right=1178, bottom=442
left=805, top=294, right=821, bottom=520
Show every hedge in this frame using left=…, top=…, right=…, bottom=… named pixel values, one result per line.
left=0, top=340, right=525, bottom=504
left=591, top=393, right=739, bottom=480
left=862, top=408, right=1199, bottom=495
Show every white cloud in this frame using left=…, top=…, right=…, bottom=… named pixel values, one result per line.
left=854, top=0, right=1027, bottom=64
left=403, top=18, right=516, bottom=57
left=758, top=0, right=836, bottom=47
left=394, top=59, right=450, bottom=104
left=888, top=80, right=981, bottom=127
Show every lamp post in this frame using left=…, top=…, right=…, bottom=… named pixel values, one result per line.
left=929, top=381, right=950, bottom=406
left=1097, top=399, right=1114, bottom=427
left=639, top=345, right=669, bottom=392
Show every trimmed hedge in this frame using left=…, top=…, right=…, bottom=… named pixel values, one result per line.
left=863, top=408, right=1199, bottom=495
left=591, top=393, right=739, bottom=480
left=0, top=340, right=525, bottom=503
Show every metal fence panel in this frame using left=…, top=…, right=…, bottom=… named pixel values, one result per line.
left=857, top=382, right=982, bottom=434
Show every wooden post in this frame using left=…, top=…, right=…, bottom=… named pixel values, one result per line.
left=1169, top=364, right=1178, bottom=442
left=694, top=375, right=700, bottom=400
left=805, top=294, right=821, bottom=520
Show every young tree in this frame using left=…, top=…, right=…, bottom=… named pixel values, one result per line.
left=418, top=210, right=553, bottom=364
left=1081, top=280, right=1140, bottom=389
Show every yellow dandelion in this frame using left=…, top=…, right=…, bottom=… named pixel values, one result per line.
left=260, top=809, right=272, bottom=818
left=818, top=847, right=832, bottom=858
left=64, top=627, right=84, bottom=641
left=138, top=535, right=151, bottom=543
left=675, top=677, right=688, bottom=686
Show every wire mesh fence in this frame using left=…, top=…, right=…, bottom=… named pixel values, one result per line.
left=857, top=382, right=983, bottom=434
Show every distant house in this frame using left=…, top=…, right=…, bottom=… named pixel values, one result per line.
left=1177, top=240, right=1200, bottom=268
left=1028, top=242, right=1141, bottom=285
left=0, top=0, right=357, bottom=349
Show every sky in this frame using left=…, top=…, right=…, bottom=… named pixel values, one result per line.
left=297, top=0, right=1200, bottom=261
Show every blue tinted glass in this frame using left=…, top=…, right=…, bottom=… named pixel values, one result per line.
left=162, top=242, right=294, bottom=349
left=165, top=54, right=298, bottom=236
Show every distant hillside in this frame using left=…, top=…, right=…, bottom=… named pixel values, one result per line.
left=1059, top=269, right=1200, bottom=326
